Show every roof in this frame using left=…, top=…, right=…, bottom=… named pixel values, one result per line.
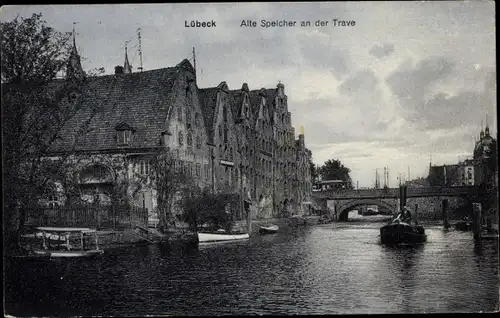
left=248, top=90, right=262, bottom=117
left=48, top=67, right=181, bottom=152
left=198, top=87, right=219, bottom=145
left=229, top=89, right=244, bottom=121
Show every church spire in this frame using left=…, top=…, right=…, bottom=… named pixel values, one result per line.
left=66, top=23, right=85, bottom=80
left=485, top=114, right=490, bottom=136
left=123, top=43, right=132, bottom=74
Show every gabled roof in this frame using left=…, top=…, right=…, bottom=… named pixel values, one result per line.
left=114, top=122, right=135, bottom=131
left=198, top=87, right=219, bottom=145
left=49, top=67, right=181, bottom=152
left=248, top=90, right=262, bottom=117
left=176, top=59, right=196, bottom=74
left=229, top=89, right=244, bottom=120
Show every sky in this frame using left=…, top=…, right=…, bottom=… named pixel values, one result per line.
left=1, top=2, right=496, bottom=188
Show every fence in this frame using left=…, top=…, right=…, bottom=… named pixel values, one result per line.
left=26, top=204, right=148, bottom=229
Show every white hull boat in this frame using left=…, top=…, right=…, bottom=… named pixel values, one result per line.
left=197, top=232, right=250, bottom=244
left=259, top=225, right=279, bottom=234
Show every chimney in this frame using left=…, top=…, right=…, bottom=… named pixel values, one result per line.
left=115, top=65, right=124, bottom=74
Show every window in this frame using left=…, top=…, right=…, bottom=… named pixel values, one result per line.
left=196, top=135, right=202, bottom=149
left=205, top=164, right=210, bottom=180
left=117, top=130, right=132, bottom=145
left=139, top=160, right=150, bottom=175
left=219, top=125, right=222, bottom=138
left=186, top=109, right=192, bottom=123
left=178, top=131, right=184, bottom=146
left=187, top=132, right=193, bottom=146
left=69, top=92, right=78, bottom=103
left=196, top=163, right=201, bottom=177
left=178, top=108, right=183, bottom=121
left=224, top=128, right=228, bottom=143
left=223, top=106, right=228, bottom=122
left=195, top=113, right=200, bottom=126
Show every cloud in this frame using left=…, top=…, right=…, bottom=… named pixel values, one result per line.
left=339, top=69, right=379, bottom=95
left=369, top=43, right=395, bottom=59
left=0, top=3, right=495, bottom=188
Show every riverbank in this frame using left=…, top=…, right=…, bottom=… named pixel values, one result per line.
left=15, top=215, right=322, bottom=253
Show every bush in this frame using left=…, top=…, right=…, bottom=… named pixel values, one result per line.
left=179, top=187, right=239, bottom=232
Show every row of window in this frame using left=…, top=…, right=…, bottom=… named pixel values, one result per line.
left=219, top=145, right=234, bottom=161
left=178, top=108, right=201, bottom=127
left=178, top=131, right=202, bottom=148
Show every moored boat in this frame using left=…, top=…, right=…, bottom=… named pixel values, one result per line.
left=259, top=224, right=279, bottom=234
left=454, top=220, right=473, bottom=231
left=197, top=229, right=250, bottom=244
left=31, top=227, right=105, bottom=258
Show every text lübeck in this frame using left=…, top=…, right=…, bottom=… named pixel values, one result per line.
left=185, top=20, right=217, bottom=28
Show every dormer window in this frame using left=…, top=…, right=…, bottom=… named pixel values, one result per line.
left=117, top=131, right=132, bottom=144
left=115, top=122, right=135, bottom=145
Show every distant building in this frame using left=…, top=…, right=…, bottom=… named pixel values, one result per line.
left=473, top=125, right=497, bottom=187
left=428, top=163, right=461, bottom=186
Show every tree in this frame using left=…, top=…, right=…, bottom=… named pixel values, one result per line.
left=179, top=187, right=238, bottom=232
left=318, top=159, right=354, bottom=189
left=1, top=13, right=97, bottom=253
left=139, top=149, right=193, bottom=233
left=305, top=148, right=319, bottom=183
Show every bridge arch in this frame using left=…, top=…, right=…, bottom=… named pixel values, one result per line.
left=336, top=199, right=396, bottom=221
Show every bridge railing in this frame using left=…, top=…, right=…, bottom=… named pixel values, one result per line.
left=314, top=185, right=479, bottom=198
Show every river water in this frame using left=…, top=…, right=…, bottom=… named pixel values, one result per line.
left=5, top=221, right=499, bottom=316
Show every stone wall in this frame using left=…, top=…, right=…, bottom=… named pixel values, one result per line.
left=406, top=196, right=470, bottom=220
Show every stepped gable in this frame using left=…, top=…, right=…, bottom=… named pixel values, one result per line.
left=198, top=86, right=219, bottom=145
left=265, top=88, right=277, bottom=119
left=49, top=67, right=181, bottom=153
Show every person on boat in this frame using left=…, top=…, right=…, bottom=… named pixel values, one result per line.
left=401, top=206, right=412, bottom=223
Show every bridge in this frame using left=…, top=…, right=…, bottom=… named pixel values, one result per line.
left=312, top=186, right=482, bottom=221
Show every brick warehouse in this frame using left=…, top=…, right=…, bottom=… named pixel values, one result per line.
left=44, top=40, right=312, bottom=221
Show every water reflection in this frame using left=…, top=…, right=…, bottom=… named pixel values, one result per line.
left=5, top=222, right=499, bottom=316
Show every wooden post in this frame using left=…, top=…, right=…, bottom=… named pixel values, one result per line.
left=414, top=203, right=419, bottom=225
left=473, top=203, right=482, bottom=241
left=442, top=199, right=449, bottom=229
left=80, top=232, right=84, bottom=251
left=95, top=231, right=99, bottom=250
left=246, top=201, right=252, bottom=234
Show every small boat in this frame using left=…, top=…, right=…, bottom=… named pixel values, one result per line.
left=197, top=229, right=250, bottom=244
left=380, top=209, right=427, bottom=245
left=31, top=227, right=105, bottom=258
left=259, top=224, right=279, bottom=234
left=454, top=219, right=473, bottom=231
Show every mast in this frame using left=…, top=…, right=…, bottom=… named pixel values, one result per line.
left=137, top=28, right=143, bottom=72
left=383, top=167, right=387, bottom=188
left=192, top=47, right=196, bottom=74
left=387, top=167, right=390, bottom=188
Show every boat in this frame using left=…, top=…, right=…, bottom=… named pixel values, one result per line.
left=197, top=229, right=250, bottom=244
left=30, top=227, right=104, bottom=258
left=454, top=217, right=473, bottom=231
left=380, top=208, right=427, bottom=245
left=259, top=224, right=279, bottom=234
